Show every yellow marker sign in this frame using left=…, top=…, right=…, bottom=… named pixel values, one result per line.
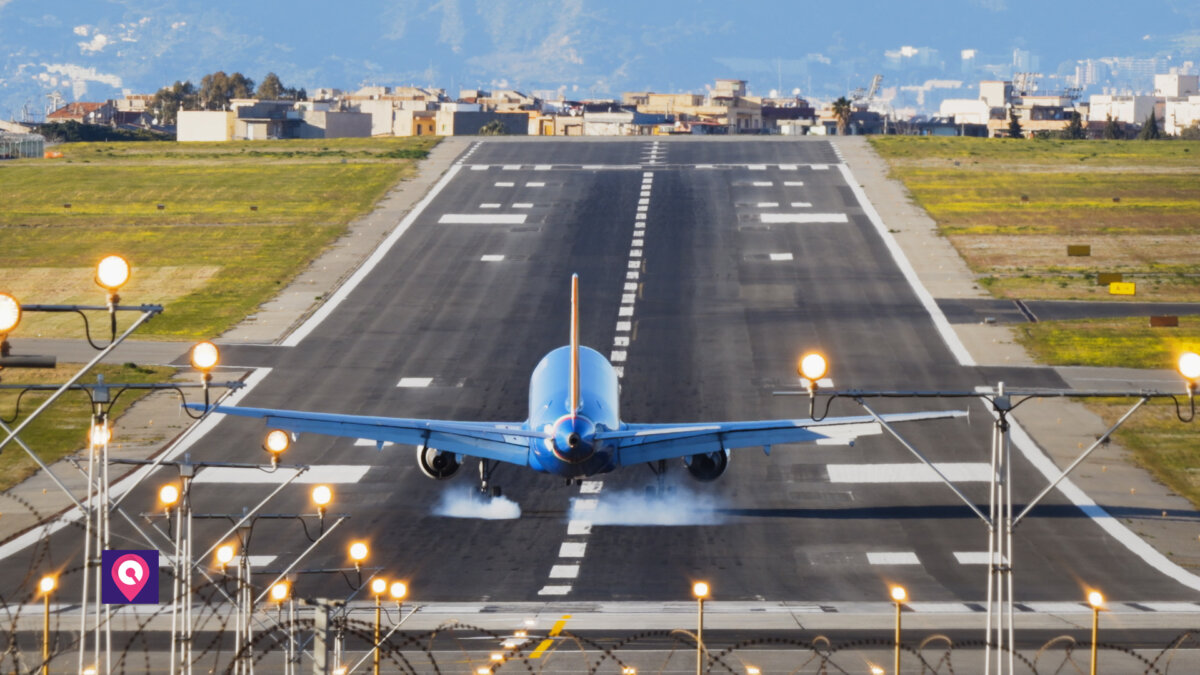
left=1109, top=282, right=1136, bottom=296
left=529, top=615, right=572, bottom=659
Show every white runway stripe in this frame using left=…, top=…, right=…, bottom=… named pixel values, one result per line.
left=567, top=520, right=592, bottom=535
left=480, top=203, right=501, bottom=208
left=953, top=551, right=1008, bottom=565
left=826, top=463, right=993, bottom=483
left=439, top=214, right=527, bottom=224
left=480, top=254, right=505, bottom=262
left=784, top=181, right=805, bottom=186
left=494, top=181, right=514, bottom=187
left=752, top=181, right=772, bottom=186
left=559, top=542, right=587, bottom=557
left=757, top=202, right=779, bottom=207
left=397, top=377, right=433, bottom=387
left=549, top=565, right=580, bottom=579
left=193, top=465, right=371, bottom=484
left=526, top=181, right=545, bottom=187
left=867, top=552, right=920, bottom=565
left=768, top=253, right=794, bottom=261
left=538, top=585, right=571, bottom=596
left=791, top=201, right=813, bottom=207
left=761, top=213, right=849, bottom=224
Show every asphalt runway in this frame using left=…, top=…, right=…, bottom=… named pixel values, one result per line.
left=4, top=139, right=1198, bottom=620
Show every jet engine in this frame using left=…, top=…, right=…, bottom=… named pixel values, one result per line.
left=416, top=446, right=461, bottom=479
left=683, top=450, right=729, bottom=482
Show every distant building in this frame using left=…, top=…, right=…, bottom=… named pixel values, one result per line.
left=1154, top=74, right=1199, bottom=98
left=177, top=99, right=371, bottom=141
left=434, top=110, right=528, bottom=136
left=582, top=110, right=669, bottom=136
left=1088, top=94, right=1158, bottom=126
left=46, top=101, right=114, bottom=125
left=1164, top=96, right=1200, bottom=135
left=0, top=131, right=45, bottom=159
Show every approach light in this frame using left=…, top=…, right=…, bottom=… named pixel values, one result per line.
left=270, top=581, right=290, bottom=602
left=798, top=352, right=828, bottom=382
left=159, top=484, right=180, bottom=508
left=370, top=577, right=388, bottom=595
left=692, top=581, right=709, bottom=599
left=1088, top=590, right=1104, bottom=608
left=312, top=485, right=333, bottom=509
left=349, top=541, right=369, bottom=563
left=390, top=581, right=407, bottom=601
left=622, top=668, right=638, bottom=675
left=891, top=585, right=907, bottom=603
left=39, top=576, right=56, bottom=594
left=216, top=544, right=236, bottom=567
left=1179, top=351, right=1200, bottom=382
left=490, top=653, right=505, bottom=662
left=745, top=668, right=759, bottom=675
left=264, top=429, right=289, bottom=455
left=95, top=255, right=130, bottom=291
left=89, top=423, right=112, bottom=446
left=0, top=293, right=20, bottom=335
left=870, top=667, right=884, bottom=675
left=191, top=341, right=219, bottom=372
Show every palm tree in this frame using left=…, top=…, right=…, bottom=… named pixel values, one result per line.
left=831, top=97, right=852, bottom=135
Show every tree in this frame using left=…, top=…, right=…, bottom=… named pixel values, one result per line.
left=1007, top=107, right=1023, bottom=138
left=1061, top=111, right=1085, bottom=140
left=198, top=71, right=255, bottom=110
left=256, top=72, right=284, bottom=100
left=1137, top=110, right=1161, bottom=140
left=1181, top=121, right=1200, bottom=140
left=831, top=97, right=852, bottom=136
left=149, top=80, right=196, bottom=125
left=479, top=119, right=508, bottom=135
left=1102, top=114, right=1123, bottom=140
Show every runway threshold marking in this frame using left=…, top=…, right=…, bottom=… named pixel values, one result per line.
left=760, top=213, right=849, bottom=224
left=826, top=462, right=992, bottom=483
left=529, top=615, right=573, bottom=658
left=192, top=465, right=370, bottom=484
left=439, top=214, right=526, bottom=225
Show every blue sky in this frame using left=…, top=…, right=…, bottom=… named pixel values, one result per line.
left=2, top=0, right=1199, bottom=119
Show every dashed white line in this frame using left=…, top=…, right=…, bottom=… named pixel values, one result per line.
left=867, top=552, right=920, bottom=565
left=538, top=585, right=571, bottom=596
left=480, top=254, right=505, bottom=262
left=618, top=306, right=634, bottom=316
left=791, top=201, right=813, bottom=208
left=534, top=164, right=552, bottom=171
left=470, top=165, right=488, bottom=171
left=502, top=165, right=521, bottom=170
left=614, top=336, right=629, bottom=347
left=559, top=542, right=587, bottom=557
left=610, top=351, right=627, bottom=362
left=480, top=203, right=501, bottom=208
left=780, top=164, right=798, bottom=170
left=784, top=181, right=805, bottom=186
left=439, top=214, right=527, bottom=225
left=526, top=181, right=545, bottom=187
left=760, top=213, right=849, bottom=224
left=549, top=565, right=580, bottom=579
left=513, top=203, right=533, bottom=208
left=629, top=249, right=642, bottom=258
left=954, top=552, right=1008, bottom=565
left=495, top=181, right=514, bottom=187
left=632, top=238, right=644, bottom=247
left=768, top=252, right=794, bottom=261
left=826, top=463, right=994, bottom=483
left=812, top=164, right=829, bottom=170
left=193, top=465, right=370, bottom=485
left=748, top=164, right=767, bottom=170
left=567, top=521, right=593, bottom=535
left=752, top=181, right=773, bottom=187
left=757, top=202, right=779, bottom=208
left=616, top=321, right=632, bottom=331
left=397, top=377, right=434, bottom=387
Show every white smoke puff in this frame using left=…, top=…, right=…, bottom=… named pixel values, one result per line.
left=573, top=487, right=726, bottom=526
left=432, top=486, right=521, bottom=520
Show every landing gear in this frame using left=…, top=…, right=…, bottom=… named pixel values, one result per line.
left=644, top=459, right=673, bottom=497
left=478, top=459, right=502, bottom=499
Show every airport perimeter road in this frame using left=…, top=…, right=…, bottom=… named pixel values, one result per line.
left=4, top=139, right=1198, bottom=618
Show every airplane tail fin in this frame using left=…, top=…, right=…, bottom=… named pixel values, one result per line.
left=570, top=273, right=580, bottom=417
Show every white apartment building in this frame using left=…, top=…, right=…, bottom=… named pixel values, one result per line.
left=1164, top=96, right=1200, bottom=135
left=1087, top=95, right=1158, bottom=125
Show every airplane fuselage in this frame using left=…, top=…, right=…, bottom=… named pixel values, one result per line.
left=526, top=345, right=621, bottom=477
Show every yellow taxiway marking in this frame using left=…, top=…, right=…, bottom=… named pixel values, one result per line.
left=529, top=615, right=572, bottom=659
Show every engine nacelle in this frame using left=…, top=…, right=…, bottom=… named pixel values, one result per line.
left=684, top=450, right=729, bottom=482
left=416, top=446, right=461, bottom=480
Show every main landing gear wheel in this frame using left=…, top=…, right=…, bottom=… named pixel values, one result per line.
left=478, top=459, right=502, bottom=500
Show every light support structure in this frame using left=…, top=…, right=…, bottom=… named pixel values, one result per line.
left=1088, top=591, right=1104, bottom=675
left=777, top=367, right=1196, bottom=675
left=40, top=575, right=55, bottom=675
left=891, top=586, right=906, bottom=675
left=693, top=582, right=709, bottom=675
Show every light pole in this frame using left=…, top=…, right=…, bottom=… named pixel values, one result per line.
left=1088, top=590, right=1104, bottom=675
left=160, top=483, right=181, bottom=674
left=264, top=429, right=289, bottom=467
left=693, top=581, right=709, bottom=675
left=891, top=586, right=907, bottom=675
left=797, top=351, right=827, bottom=418
left=39, top=575, right=55, bottom=675
left=270, top=581, right=293, bottom=675
left=370, top=577, right=387, bottom=675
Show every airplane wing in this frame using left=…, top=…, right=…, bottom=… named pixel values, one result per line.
left=599, top=411, right=966, bottom=466
left=184, top=404, right=539, bottom=467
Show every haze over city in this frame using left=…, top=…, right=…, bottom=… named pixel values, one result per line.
left=3, top=0, right=1200, bottom=121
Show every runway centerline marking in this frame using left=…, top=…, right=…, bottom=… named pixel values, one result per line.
left=495, top=181, right=514, bottom=187
left=480, top=254, right=505, bottom=262
left=768, top=252, right=794, bottom=261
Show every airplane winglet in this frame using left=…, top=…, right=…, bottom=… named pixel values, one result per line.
left=570, top=273, right=580, bottom=417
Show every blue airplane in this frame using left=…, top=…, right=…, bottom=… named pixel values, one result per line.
left=193, top=275, right=964, bottom=497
